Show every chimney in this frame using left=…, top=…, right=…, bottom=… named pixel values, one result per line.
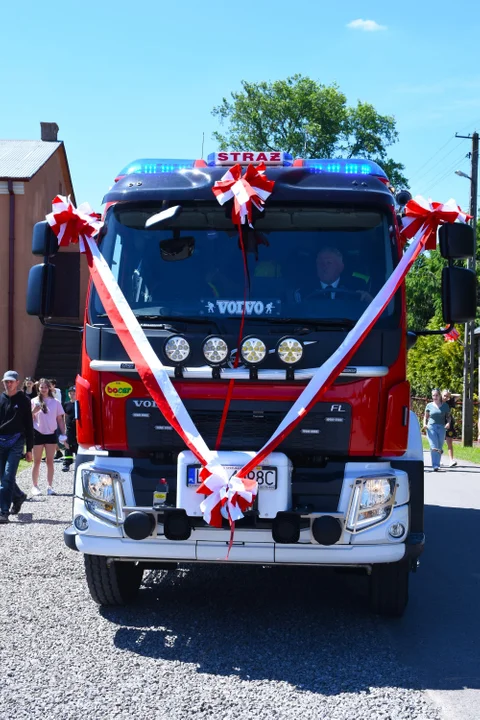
left=40, top=122, right=59, bottom=142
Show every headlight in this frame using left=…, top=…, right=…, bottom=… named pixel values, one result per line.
left=82, top=469, right=119, bottom=522
left=164, top=335, right=191, bottom=364
left=240, top=337, right=266, bottom=365
left=277, top=337, right=303, bottom=365
left=347, top=476, right=396, bottom=531
left=360, top=478, right=394, bottom=509
left=203, top=336, right=228, bottom=365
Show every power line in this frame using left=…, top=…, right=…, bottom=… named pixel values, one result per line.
left=408, top=134, right=456, bottom=179
left=420, top=150, right=470, bottom=195
left=410, top=139, right=468, bottom=186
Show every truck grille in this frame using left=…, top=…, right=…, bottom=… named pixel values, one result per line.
left=126, top=399, right=351, bottom=455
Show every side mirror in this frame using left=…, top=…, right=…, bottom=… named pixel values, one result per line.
left=442, top=266, right=477, bottom=323
left=396, top=190, right=412, bottom=207
left=439, top=223, right=475, bottom=260
left=32, top=221, right=59, bottom=256
left=26, top=263, right=55, bottom=316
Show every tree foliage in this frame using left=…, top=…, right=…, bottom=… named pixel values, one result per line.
left=406, top=222, right=480, bottom=398
left=212, top=75, right=408, bottom=188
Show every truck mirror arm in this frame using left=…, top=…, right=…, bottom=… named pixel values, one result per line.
left=408, top=323, right=454, bottom=337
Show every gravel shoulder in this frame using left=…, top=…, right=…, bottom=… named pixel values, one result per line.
left=0, top=463, right=442, bottom=720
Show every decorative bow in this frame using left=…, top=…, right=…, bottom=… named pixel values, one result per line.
left=400, top=196, right=471, bottom=250
left=197, top=469, right=258, bottom=555
left=46, top=195, right=103, bottom=251
left=197, top=471, right=257, bottom=527
left=212, top=163, right=275, bottom=227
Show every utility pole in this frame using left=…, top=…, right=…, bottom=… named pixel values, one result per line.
left=455, top=131, right=479, bottom=445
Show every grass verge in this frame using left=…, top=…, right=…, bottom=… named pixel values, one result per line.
left=421, top=436, right=480, bottom=464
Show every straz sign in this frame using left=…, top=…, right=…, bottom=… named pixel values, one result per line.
left=211, top=151, right=289, bottom=166
left=203, top=299, right=278, bottom=316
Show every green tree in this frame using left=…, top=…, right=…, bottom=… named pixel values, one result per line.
left=407, top=312, right=464, bottom=397
left=212, top=75, right=408, bottom=188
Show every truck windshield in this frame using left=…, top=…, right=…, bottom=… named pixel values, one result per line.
left=90, top=203, right=398, bottom=326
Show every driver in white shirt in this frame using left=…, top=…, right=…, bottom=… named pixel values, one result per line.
left=295, top=246, right=372, bottom=303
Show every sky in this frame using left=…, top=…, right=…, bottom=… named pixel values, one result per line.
left=1, top=0, right=479, bottom=212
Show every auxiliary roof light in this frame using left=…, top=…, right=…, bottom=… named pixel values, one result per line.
left=202, top=336, right=229, bottom=366
left=164, top=336, right=191, bottom=364
left=240, top=337, right=267, bottom=366
left=277, top=338, right=303, bottom=365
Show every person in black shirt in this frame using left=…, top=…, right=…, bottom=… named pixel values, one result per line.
left=22, top=377, right=37, bottom=402
left=62, top=386, right=77, bottom=472
left=0, top=370, right=34, bottom=522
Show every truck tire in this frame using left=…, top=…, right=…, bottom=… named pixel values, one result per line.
left=369, top=559, right=409, bottom=617
left=84, top=554, right=144, bottom=606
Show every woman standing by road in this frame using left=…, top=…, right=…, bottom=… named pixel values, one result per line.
left=423, top=389, right=451, bottom=471
left=31, top=379, right=66, bottom=496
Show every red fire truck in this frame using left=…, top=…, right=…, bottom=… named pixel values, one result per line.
left=27, top=151, right=476, bottom=616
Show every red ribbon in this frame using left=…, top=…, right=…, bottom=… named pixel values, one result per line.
left=212, top=163, right=275, bottom=451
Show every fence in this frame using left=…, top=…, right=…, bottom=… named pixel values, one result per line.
left=411, top=397, right=480, bottom=441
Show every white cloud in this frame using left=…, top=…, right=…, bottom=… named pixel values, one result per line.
left=347, top=19, right=387, bottom=32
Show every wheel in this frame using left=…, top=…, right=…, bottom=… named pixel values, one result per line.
left=369, top=559, right=409, bottom=617
left=84, top=554, right=144, bottom=606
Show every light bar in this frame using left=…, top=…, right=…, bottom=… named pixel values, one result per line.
left=117, top=158, right=195, bottom=176
left=302, top=158, right=387, bottom=178
left=208, top=151, right=293, bottom=167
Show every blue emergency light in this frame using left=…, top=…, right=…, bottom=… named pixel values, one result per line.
left=117, top=158, right=195, bottom=176
left=116, top=155, right=388, bottom=179
left=303, top=158, right=387, bottom=177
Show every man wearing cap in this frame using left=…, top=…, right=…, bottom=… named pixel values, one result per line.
left=0, top=371, right=34, bottom=523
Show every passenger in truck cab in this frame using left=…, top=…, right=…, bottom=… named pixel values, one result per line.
left=294, top=246, right=372, bottom=303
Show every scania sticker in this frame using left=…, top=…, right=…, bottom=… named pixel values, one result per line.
left=202, top=300, right=279, bottom=316
left=105, top=381, right=133, bottom=398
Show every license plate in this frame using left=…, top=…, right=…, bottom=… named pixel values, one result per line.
left=187, top=465, right=277, bottom=490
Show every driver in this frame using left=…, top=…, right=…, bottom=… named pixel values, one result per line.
left=294, top=246, right=372, bottom=303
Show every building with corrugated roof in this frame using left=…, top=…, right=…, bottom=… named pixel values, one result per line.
left=0, top=123, right=84, bottom=388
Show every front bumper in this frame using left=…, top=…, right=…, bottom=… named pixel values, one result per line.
left=64, top=523, right=409, bottom=566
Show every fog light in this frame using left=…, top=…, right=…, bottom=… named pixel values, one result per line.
left=124, top=511, right=156, bottom=540
left=164, top=335, right=191, bottom=364
left=203, top=336, right=229, bottom=365
left=163, top=509, right=191, bottom=541
left=74, top=514, right=89, bottom=531
left=388, top=522, right=405, bottom=538
left=311, top=516, right=342, bottom=545
left=277, top=337, right=303, bottom=364
left=272, top=512, right=300, bottom=544
left=240, top=337, right=266, bottom=365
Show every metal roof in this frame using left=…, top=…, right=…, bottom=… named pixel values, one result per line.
left=0, top=140, right=62, bottom=179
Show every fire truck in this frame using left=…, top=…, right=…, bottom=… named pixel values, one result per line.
left=27, top=151, right=477, bottom=616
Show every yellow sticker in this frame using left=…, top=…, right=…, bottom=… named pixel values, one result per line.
left=105, top=381, right=133, bottom=398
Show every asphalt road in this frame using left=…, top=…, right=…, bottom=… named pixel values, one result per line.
left=384, top=451, right=480, bottom=720
left=1, top=452, right=478, bottom=719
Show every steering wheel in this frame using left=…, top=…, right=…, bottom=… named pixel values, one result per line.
left=305, top=287, right=360, bottom=300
